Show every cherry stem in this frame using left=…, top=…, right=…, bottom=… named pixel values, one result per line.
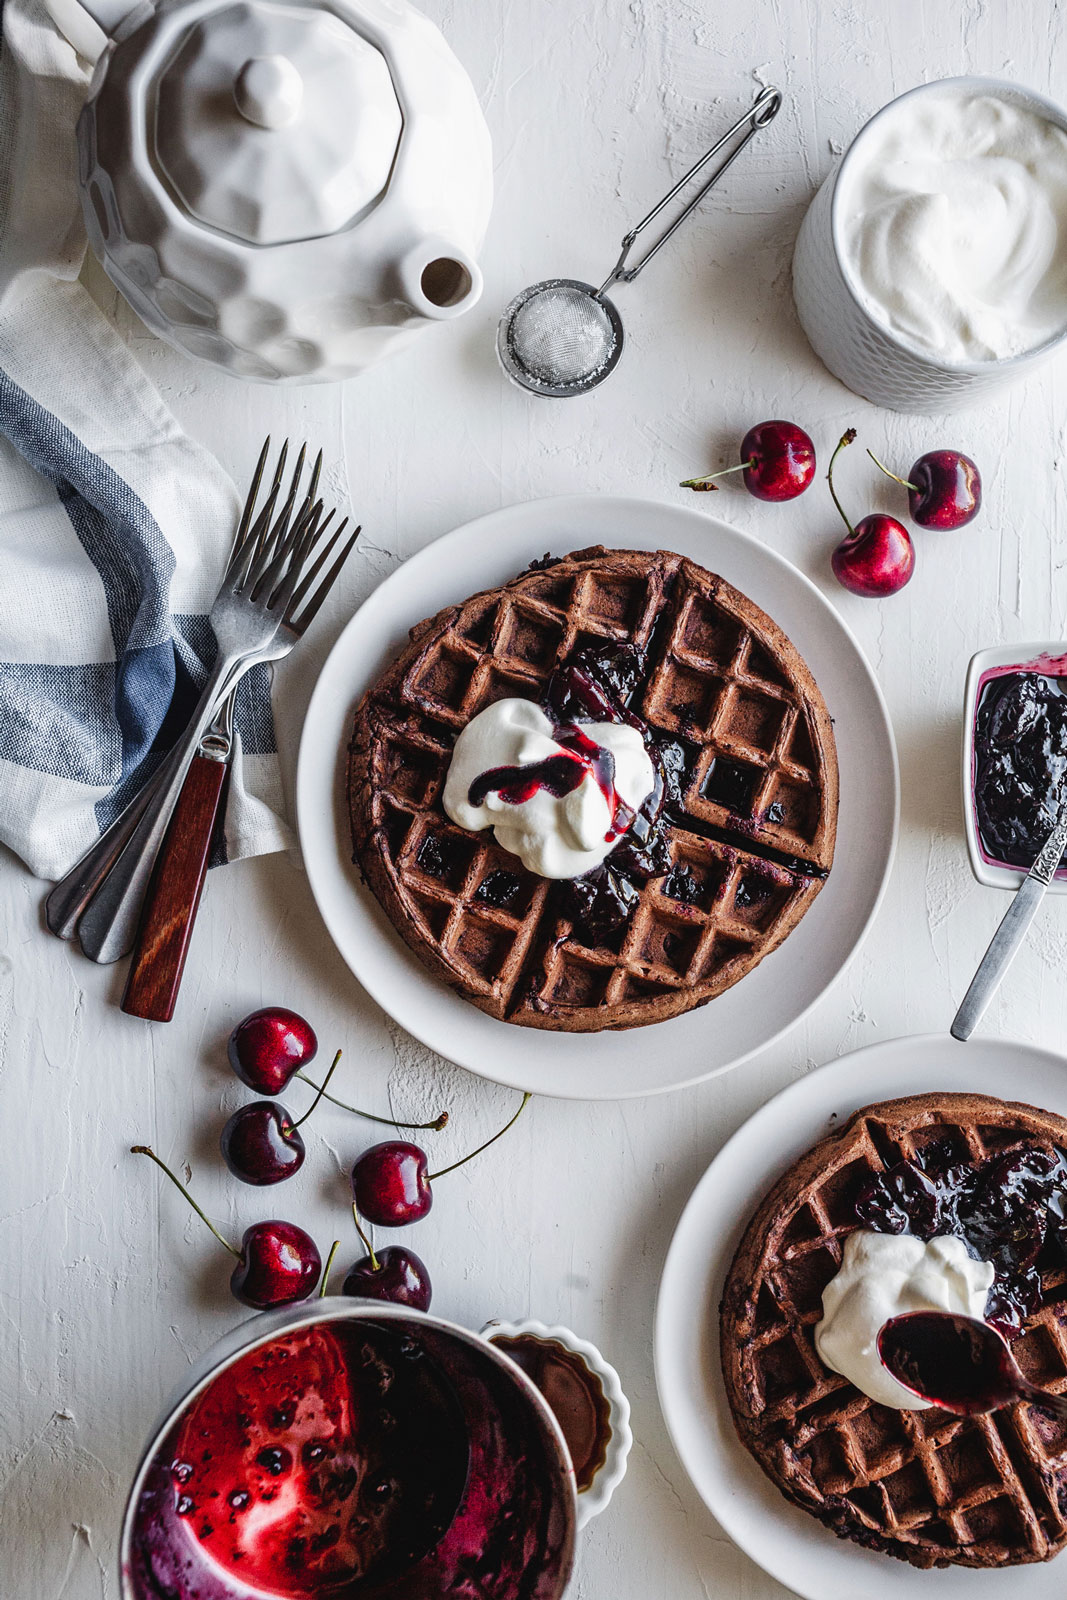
left=352, top=1204, right=379, bottom=1272
left=289, top=1049, right=342, bottom=1133
left=295, top=1070, right=448, bottom=1132
left=866, top=448, right=918, bottom=493
left=827, top=428, right=858, bottom=539
left=319, top=1239, right=340, bottom=1298
left=679, top=458, right=755, bottom=491
left=130, top=1145, right=240, bottom=1260
left=428, top=1092, right=531, bottom=1182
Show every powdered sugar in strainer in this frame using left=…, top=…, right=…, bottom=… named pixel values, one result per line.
left=497, top=85, right=781, bottom=398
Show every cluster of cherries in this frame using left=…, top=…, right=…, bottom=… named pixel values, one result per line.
left=681, top=418, right=982, bottom=598
left=133, top=1006, right=527, bottom=1316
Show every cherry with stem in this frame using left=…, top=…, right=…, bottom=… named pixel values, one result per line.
left=220, top=1049, right=345, bottom=1187
left=866, top=446, right=981, bottom=530
left=131, top=1144, right=322, bottom=1308
left=681, top=420, right=816, bottom=502
left=828, top=429, right=915, bottom=599
left=352, top=1092, right=532, bottom=1227
left=342, top=1205, right=433, bottom=1312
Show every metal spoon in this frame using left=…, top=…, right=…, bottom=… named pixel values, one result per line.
left=951, top=796, right=1067, bottom=1040
left=878, top=1310, right=1067, bottom=1419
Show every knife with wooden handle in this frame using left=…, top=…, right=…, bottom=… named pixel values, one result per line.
left=121, top=695, right=234, bottom=1023
left=951, top=797, right=1067, bottom=1041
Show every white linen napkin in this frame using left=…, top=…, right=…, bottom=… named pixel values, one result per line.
left=0, top=0, right=291, bottom=880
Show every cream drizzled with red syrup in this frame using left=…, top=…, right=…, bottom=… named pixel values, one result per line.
left=466, top=723, right=634, bottom=844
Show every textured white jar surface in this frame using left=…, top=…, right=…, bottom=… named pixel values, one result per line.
left=792, top=78, right=1067, bottom=415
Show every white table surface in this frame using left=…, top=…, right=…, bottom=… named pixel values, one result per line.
left=6, top=3, right=1067, bottom=1596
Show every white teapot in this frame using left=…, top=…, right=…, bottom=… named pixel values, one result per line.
left=48, top=0, right=493, bottom=381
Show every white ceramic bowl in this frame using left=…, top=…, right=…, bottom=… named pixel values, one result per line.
left=792, top=76, right=1067, bottom=414
left=482, top=1319, right=632, bottom=1528
left=962, top=642, right=1067, bottom=890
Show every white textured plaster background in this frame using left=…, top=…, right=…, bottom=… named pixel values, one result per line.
left=6, top=1, right=1067, bottom=1596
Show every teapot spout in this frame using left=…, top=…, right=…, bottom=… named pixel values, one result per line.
left=398, top=239, right=483, bottom=322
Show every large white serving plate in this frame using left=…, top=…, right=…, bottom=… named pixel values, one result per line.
left=656, top=1032, right=1067, bottom=1597
left=295, top=495, right=898, bottom=1099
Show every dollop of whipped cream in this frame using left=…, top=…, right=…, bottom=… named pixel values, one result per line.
left=442, top=699, right=654, bottom=879
left=842, top=89, right=1067, bottom=364
left=814, top=1231, right=994, bottom=1409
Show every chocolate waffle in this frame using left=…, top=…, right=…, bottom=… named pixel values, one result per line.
left=720, top=1092, right=1067, bottom=1569
left=348, top=547, right=837, bottom=1031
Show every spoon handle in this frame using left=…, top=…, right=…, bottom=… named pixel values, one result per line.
left=1019, top=1381, right=1067, bottom=1420
left=950, top=874, right=1048, bottom=1040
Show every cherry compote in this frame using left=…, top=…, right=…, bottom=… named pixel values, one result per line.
left=973, top=671, right=1067, bottom=869
left=855, top=1142, right=1067, bottom=1333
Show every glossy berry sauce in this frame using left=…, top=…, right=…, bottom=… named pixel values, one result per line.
left=973, top=669, right=1067, bottom=869
left=855, top=1142, right=1067, bottom=1333
left=878, top=1311, right=1018, bottom=1414
left=428, top=638, right=814, bottom=946
left=128, top=1322, right=574, bottom=1600
left=468, top=725, right=633, bottom=843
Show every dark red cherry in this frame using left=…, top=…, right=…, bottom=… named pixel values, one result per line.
left=868, top=446, right=981, bottom=530
left=832, top=514, right=914, bottom=597
left=227, top=1007, right=316, bottom=1095
left=131, top=1146, right=321, bottom=1309
left=343, top=1246, right=432, bottom=1311
left=828, top=429, right=915, bottom=598
left=349, top=1093, right=531, bottom=1227
left=352, top=1141, right=432, bottom=1227
left=682, top=420, right=815, bottom=501
left=220, top=1102, right=305, bottom=1186
left=231, top=1221, right=321, bottom=1309
left=906, top=450, right=981, bottom=529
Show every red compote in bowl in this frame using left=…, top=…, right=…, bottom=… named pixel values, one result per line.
left=122, top=1304, right=576, bottom=1600
left=963, top=643, right=1067, bottom=892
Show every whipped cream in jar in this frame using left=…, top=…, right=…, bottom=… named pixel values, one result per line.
left=839, top=86, right=1067, bottom=365
left=793, top=77, right=1067, bottom=412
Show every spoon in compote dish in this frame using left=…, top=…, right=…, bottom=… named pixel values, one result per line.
left=878, top=1309, right=1067, bottom=1419
left=951, top=792, right=1067, bottom=1040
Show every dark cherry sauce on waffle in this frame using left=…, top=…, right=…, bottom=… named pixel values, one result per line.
left=442, top=638, right=824, bottom=946
left=855, top=1143, right=1067, bottom=1333
left=973, top=671, right=1067, bottom=868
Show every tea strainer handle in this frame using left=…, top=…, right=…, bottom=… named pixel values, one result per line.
left=597, top=84, right=782, bottom=295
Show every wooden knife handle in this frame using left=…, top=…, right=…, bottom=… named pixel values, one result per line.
left=121, top=754, right=229, bottom=1022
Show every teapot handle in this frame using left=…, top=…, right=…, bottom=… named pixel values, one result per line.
left=45, top=0, right=144, bottom=63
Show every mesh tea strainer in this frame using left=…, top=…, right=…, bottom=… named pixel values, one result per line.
left=497, top=85, right=781, bottom=398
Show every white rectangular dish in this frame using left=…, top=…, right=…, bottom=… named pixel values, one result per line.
left=962, top=642, right=1067, bottom=893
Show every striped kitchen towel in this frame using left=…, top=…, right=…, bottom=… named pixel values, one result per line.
left=0, top=0, right=290, bottom=880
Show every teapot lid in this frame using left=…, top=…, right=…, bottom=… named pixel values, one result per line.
left=152, top=0, right=402, bottom=245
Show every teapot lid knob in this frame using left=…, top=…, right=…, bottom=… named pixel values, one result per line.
left=233, top=55, right=303, bottom=130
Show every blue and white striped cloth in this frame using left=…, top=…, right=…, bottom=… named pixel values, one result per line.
left=0, top=0, right=289, bottom=879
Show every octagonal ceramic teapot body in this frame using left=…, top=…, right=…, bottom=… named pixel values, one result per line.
left=49, top=0, right=492, bottom=381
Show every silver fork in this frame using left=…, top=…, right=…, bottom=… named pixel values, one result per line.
left=46, top=438, right=359, bottom=964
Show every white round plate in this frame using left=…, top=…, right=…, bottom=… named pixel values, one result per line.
left=295, top=495, right=898, bottom=1100
left=655, top=1032, right=1067, bottom=1598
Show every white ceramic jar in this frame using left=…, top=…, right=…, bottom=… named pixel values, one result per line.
left=49, top=0, right=493, bottom=382
left=792, top=77, right=1067, bottom=414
